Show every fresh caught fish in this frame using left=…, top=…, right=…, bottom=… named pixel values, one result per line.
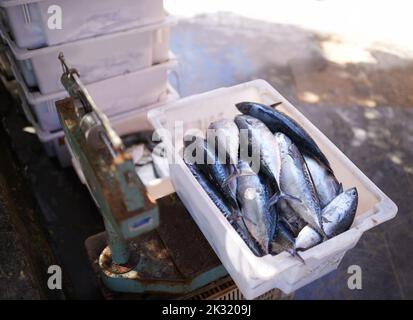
left=184, top=156, right=233, bottom=219
left=236, top=101, right=332, bottom=172
left=322, top=187, right=358, bottom=238
left=273, top=132, right=324, bottom=236
left=183, top=136, right=239, bottom=211
left=234, top=115, right=280, bottom=189
left=295, top=225, right=322, bottom=251
left=208, top=119, right=247, bottom=185
left=304, top=155, right=342, bottom=208
left=184, top=150, right=262, bottom=256
left=236, top=160, right=277, bottom=254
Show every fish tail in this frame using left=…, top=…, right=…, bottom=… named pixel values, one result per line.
left=287, top=248, right=306, bottom=264
left=268, top=192, right=302, bottom=208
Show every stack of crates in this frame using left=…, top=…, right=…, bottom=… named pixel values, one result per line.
left=0, top=0, right=179, bottom=166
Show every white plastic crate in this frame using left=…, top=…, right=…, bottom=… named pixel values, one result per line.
left=10, top=51, right=177, bottom=133
left=147, top=79, right=398, bottom=299
left=0, top=17, right=173, bottom=94
left=36, top=84, right=180, bottom=168
left=0, top=0, right=165, bottom=49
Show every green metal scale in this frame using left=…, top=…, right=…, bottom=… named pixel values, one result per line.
left=55, top=54, right=227, bottom=298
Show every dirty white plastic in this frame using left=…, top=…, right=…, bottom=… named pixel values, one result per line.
left=147, top=79, right=398, bottom=299
left=9, top=49, right=177, bottom=133
left=36, top=84, right=180, bottom=168
left=0, top=0, right=165, bottom=49
left=0, top=17, right=173, bottom=94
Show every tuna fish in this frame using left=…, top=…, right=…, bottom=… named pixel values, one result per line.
left=272, top=132, right=324, bottom=237
left=236, top=101, right=332, bottom=172
left=183, top=136, right=239, bottom=211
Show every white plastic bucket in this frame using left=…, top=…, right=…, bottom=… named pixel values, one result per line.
left=147, top=79, right=398, bottom=299
left=9, top=49, right=177, bottom=133
left=0, top=17, right=174, bottom=94
left=0, top=0, right=165, bottom=49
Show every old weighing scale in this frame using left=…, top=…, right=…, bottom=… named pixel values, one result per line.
left=54, top=54, right=229, bottom=298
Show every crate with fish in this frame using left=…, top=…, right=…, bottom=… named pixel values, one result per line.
left=147, top=79, right=397, bottom=299
left=0, top=0, right=165, bottom=49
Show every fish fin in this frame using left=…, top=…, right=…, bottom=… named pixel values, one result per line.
left=222, top=167, right=254, bottom=188
left=268, top=192, right=302, bottom=208
left=338, top=183, right=344, bottom=194
left=322, top=216, right=331, bottom=224
left=270, top=102, right=283, bottom=109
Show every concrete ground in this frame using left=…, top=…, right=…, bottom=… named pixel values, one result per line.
left=0, top=7, right=412, bottom=299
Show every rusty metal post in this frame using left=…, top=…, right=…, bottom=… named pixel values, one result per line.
left=103, top=217, right=130, bottom=265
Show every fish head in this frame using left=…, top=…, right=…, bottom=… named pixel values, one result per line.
left=344, top=187, right=358, bottom=203
left=347, top=187, right=358, bottom=197
left=236, top=101, right=254, bottom=114
left=236, top=101, right=272, bottom=116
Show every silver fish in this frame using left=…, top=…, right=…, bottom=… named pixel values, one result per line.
left=236, top=160, right=276, bottom=254
left=236, top=101, right=332, bottom=172
left=322, top=187, right=358, bottom=238
left=183, top=136, right=239, bottom=211
left=273, top=132, right=324, bottom=236
left=304, top=155, right=342, bottom=208
left=234, top=115, right=280, bottom=189
left=208, top=119, right=247, bottom=186
left=184, top=148, right=262, bottom=256
left=295, top=225, right=322, bottom=251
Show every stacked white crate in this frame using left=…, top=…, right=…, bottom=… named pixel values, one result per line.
left=0, top=0, right=179, bottom=166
